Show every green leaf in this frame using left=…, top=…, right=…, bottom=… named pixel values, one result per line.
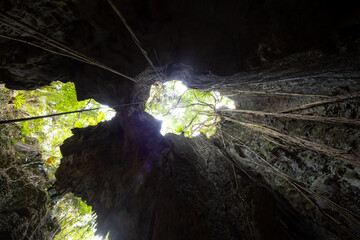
left=74, top=121, right=83, bottom=128
left=13, top=93, right=25, bottom=109
left=97, top=111, right=105, bottom=122
left=175, top=125, right=185, bottom=133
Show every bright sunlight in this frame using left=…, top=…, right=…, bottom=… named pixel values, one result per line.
left=5, top=79, right=235, bottom=240
left=8, top=81, right=114, bottom=240
left=145, top=80, right=235, bottom=137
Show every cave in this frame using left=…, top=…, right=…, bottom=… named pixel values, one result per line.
left=0, top=0, right=360, bottom=239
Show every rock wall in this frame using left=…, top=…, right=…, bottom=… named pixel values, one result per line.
left=1, top=0, right=359, bottom=102
left=0, top=0, right=360, bottom=239
left=56, top=54, right=360, bottom=239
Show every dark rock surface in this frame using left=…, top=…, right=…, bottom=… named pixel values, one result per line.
left=1, top=0, right=359, bottom=103
left=56, top=55, right=360, bottom=239
left=1, top=0, right=360, bottom=239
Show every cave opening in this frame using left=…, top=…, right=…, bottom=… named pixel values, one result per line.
left=0, top=81, right=115, bottom=239
left=145, top=80, right=235, bottom=137
left=0, top=1, right=360, bottom=240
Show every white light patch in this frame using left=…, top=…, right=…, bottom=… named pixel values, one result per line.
left=101, top=105, right=116, bottom=121
left=165, top=79, right=188, bottom=95
left=172, top=108, right=185, bottom=118
left=90, top=235, right=104, bottom=240
left=160, top=121, right=169, bottom=136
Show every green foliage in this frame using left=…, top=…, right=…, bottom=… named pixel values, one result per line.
left=53, top=194, right=100, bottom=240
left=175, top=124, right=186, bottom=134
left=14, top=81, right=115, bottom=169
left=13, top=93, right=25, bottom=109
left=8, top=81, right=114, bottom=240
left=146, top=80, right=235, bottom=137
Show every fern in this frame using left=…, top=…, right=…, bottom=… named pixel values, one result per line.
left=13, top=93, right=25, bottom=109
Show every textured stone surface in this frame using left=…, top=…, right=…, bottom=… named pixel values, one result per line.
left=56, top=54, right=360, bottom=239
left=56, top=112, right=216, bottom=240
left=1, top=0, right=360, bottom=239
left=1, top=0, right=359, bottom=102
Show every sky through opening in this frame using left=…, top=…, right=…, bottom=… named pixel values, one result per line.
left=145, top=80, right=235, bottom=137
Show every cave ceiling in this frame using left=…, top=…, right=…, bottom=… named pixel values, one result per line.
left=0, top=0, right=359, bottom=103
left=1, top=0, right=360, bottom=240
